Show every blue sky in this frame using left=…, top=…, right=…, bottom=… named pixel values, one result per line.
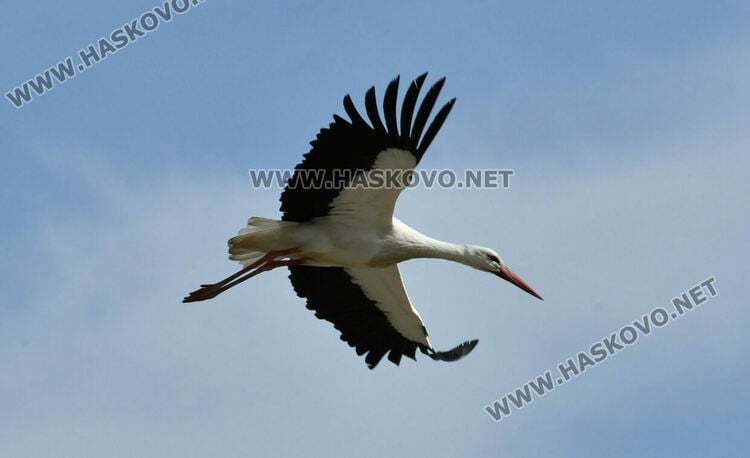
left=2, top=1, right=749, bottom=456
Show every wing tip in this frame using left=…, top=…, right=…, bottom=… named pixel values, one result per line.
left=423, top=339, right=479, bottom=363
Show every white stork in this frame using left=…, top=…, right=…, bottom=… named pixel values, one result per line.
left=184, top=74, right=542, bottom=369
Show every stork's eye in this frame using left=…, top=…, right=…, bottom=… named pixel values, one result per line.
left=487, top=254, right=500, bottom=263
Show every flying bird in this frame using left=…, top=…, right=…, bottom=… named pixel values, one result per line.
left=184, top=74, right=543, bottom=369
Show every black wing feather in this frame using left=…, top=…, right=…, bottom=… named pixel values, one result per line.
left=343, top=95, right=369, bottom=128
left=364, top=87, right=387, bottom=136
left=409, top=78, right=446, bottom=152
left=288, top=266, right=422, bottom=369
left=399, top=73, right=427, bottom=149
left=280, top=74, right=454, bottom=222
left=383, top=76, right=400, bottom=143
left=418, top=98, right=456, bottom=156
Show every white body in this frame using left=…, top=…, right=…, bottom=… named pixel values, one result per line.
left=229, top=216, right=474, bottom=269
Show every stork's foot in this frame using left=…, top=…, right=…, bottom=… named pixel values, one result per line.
left=183, top=284, right=223, bottom=302
left=423, top=339, right=479, bottom=362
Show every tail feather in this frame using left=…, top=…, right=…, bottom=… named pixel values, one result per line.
left=237, top=217, right=282, bottom=235
left=228, top=217, right=294, bottom=267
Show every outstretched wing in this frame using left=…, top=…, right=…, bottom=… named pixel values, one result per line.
left=283, top=75, right=475, bottom=369
left=280, top=74, right=455, bottom=228
left=289, top=264, right=477, bottom=369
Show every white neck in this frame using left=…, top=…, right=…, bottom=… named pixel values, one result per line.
left=385, top=219, right=472, bottom=266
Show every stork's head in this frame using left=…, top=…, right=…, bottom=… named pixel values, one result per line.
left=466, top=246, right=543, bottom=300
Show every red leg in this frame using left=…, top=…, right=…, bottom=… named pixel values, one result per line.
left=199, top=248, right=298, bottom=288
left=209, top=258, right=303, bottom=294
left=183, top=249, right=300, bottom=303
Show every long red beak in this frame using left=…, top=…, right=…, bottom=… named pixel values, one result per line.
left=496, top=265, right=544, bottom=300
